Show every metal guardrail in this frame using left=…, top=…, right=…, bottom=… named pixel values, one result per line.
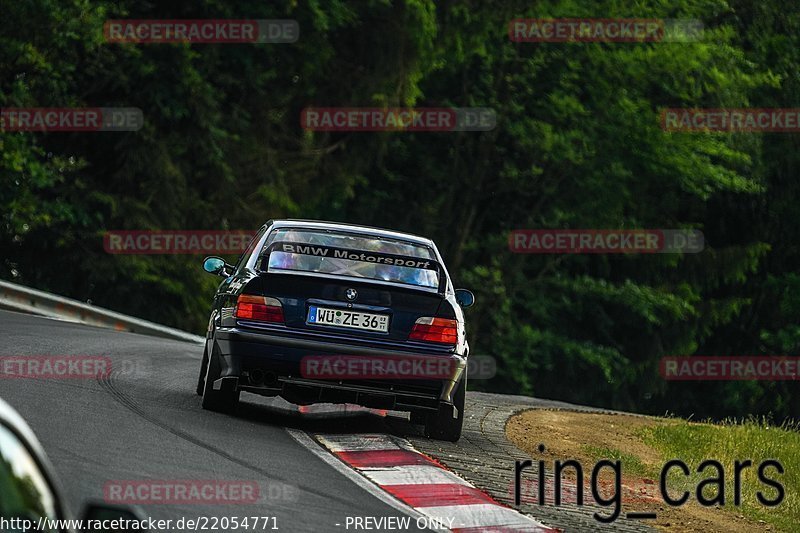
left=0, top=280, right=205, bottom=344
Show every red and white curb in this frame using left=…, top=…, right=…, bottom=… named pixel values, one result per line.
left=313, top=433, right=557, bottom=532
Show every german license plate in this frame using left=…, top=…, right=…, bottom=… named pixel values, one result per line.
left=308, top=306, right=389, bottom=332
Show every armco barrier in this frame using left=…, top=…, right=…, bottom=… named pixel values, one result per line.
left=0, top=280, right=204, bottom=344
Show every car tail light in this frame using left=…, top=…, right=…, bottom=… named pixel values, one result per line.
left=235, top=295, right=284, bottom=323
left=409, top=317, right=459, bottom=344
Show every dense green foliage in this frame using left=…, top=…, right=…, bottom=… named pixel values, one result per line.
left=2, top=0, right=799, bottom=420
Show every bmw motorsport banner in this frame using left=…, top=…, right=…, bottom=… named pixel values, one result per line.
left=266, top=241, right=440, bottom=270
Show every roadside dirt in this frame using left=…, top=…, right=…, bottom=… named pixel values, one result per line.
left=506, top=410, right=773, bottom=532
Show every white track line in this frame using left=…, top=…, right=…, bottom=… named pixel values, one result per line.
left=317, top=433, right=401, bottom=452
left=360, top=465, right=473, bottom=487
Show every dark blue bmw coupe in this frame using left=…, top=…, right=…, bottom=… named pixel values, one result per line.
left=196, top=219, right=474, bottom=441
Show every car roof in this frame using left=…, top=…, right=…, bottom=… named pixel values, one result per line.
left=267, top=219, right=435, bottom=247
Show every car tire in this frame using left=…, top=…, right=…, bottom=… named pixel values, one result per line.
left=425, top=374, right=465, bottom=442
left=201, top=344, right=240, bottom=414
left=196, top=345, right=209, bottom=396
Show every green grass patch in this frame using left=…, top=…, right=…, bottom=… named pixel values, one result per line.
left=642, top=418, right=799, bottom=532
left=582, top=445, right=651, bottom=478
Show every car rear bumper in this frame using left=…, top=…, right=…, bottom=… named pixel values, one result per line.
left=213, top=326, right=466, bottom=410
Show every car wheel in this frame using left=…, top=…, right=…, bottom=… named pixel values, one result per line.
left=196, top=345, right=209, bottom=396
left=201, top=344, right=240, bottom=413
left=425, top=374, right=465, bottom=442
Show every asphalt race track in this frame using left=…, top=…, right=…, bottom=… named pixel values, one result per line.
left=0, top=309, right=437, bottom=532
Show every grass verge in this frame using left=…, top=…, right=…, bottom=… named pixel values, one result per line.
left=642, top=417, right=798, bottom=531
left=506, top=410, right=797, bottom=532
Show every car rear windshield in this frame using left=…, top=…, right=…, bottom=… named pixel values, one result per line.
left=258, top=228, right=440, bottom=289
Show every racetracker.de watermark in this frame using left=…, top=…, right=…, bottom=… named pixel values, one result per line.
left=103, top=480, right=263, bottom=504
left=103, top=230, right=257, bottom=254
left=660, top=356, right=800, bottom=380
left=0, top=356, right=112, bottom=379
left=0, top=108, right=142, bottom=132
left=509, top=18, right=703, bottom=42
left=509, top=229, right=704, bottom=254
left=661, top=108, right=800, bottom=132
left=104, top=19, right=298, bottom=43
left=300, top=354, right=495, bottom=380
left=300, top=108, right=496, bottom=132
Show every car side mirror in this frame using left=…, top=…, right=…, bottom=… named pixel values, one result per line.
left=203, top=256, right=231, bottom=277
left=80, top=501, right=147, bottom=531
left=455, top=289, right=475, bottom=308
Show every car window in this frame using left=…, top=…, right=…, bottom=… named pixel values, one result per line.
left=234, top=225, right=267, bottom=273
left=258, top=229, right=440, bottom=289
left=0, top=424, right=58, bottom=532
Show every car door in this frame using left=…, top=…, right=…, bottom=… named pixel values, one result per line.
left=209, top=225, right=269, bottom=336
